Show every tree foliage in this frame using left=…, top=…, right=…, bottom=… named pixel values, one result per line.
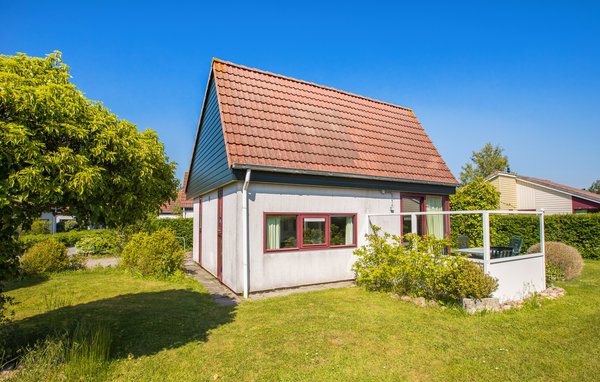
left=587, top=179, right=600, bottom=194
left=0, top=52, right=178, bottom=314
left=459, top=142, right=509, bottom=185
left=449, top=179, right=500, bottom=247
left=449, top=178, right=500, bottom=211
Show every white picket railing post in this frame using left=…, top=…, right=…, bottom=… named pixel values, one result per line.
left=482, top=211, right=490, bottom=274
left=540, top=208, right=546, bottom=288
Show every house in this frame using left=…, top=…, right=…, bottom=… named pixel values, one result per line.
left=39, top=211, right=75, bottom=234
left=159, top=172, right=194, bottom=219
left=185, top=59, right=458, bottom=297
left=485, top=171, right=600, bottom=215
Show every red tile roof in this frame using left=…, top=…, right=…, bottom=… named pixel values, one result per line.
left=211, top=59, right=458, bottom=185
left=161, top=172, right=193, bottom=213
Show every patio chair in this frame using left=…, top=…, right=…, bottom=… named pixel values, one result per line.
left=509, top=237, right=523, bottom=256
left=458, top=235, right=469, bottom=249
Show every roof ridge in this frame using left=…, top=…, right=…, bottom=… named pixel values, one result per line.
left=525, top=175, right=600, bottom=199
left=212, top=58, right=414, bottom=113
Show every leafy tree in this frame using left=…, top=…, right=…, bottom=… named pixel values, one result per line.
left=0, top=52, right=178, bottom=317
left=587, top=179, right=600, bottom=194
left=449, top=178, right=500, bottom=247
left=450, top=178, right=500, bottom=211
left=459, top=142, right=509, bottom=185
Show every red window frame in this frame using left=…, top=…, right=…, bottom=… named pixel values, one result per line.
left=399, top=193, right=450, bottom=239
left=263, top=213, right=357, bottom=253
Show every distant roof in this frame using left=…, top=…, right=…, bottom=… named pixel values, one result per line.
left=161, top=172, right=193, bottom=213
left=487, top=172, right=600, bottom=203
left=209, top=59, right=457, bottom=185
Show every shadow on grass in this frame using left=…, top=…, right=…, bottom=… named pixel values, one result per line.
left=10, top=289, right=236, bottom=359
left=3, top=275, right=50, bottom=292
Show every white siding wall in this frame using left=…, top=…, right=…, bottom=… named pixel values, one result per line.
left=195, top=184, right=240, bottom=289
left=244, top=183, right=404, bottom=293
left=200, top=189, right=219, bottom=276
left=221, top=183, right=240, bottom=290
left=488, top=254, right=546, bottom=302
left=192, top=199, right=200, bottom=263
left=516, top=181, right=572, bottom=215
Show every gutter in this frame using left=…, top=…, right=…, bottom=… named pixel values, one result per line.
left=242, top=169, right=251, bottom=298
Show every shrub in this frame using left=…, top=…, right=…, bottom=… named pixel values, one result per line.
left=352, top=228, right=498, bottom=302
left=57, top=220, right=79, bottom=233
left=22, top=220, right=51, bottom=235
left=19, top=230, right=114, bottom=252
left=75, top=231, right=122, bottom=257
left=545, top=262, right=565, bottom=285
left=20, top=239, right=81, bottom=275
left=528, top=241, right=584, bottom=281
left=441, top=259, right=499, bottom=301
left=153, top=218, right=192, bottom=250
left=119, top=217, right=192, bottom=251
left=121, top=228, right=184, bottom=278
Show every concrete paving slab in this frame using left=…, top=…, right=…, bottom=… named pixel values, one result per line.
left=183, top=253, right=241, bottom=306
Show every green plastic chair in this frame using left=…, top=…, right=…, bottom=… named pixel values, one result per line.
left=509, top=237, right=523, bottom=256
left=458, top=236, right=469, bottom=249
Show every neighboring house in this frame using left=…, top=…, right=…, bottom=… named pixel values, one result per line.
left=159, top=172, right=194, bottom=219
left=485, top=172, right=600, bottom=215
left=185, top=59, right=458, bottom=296
left=39, top=210, right=75, bottom=234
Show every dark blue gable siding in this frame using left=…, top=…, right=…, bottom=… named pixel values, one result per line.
left=186, top=76, right=235, bottom=198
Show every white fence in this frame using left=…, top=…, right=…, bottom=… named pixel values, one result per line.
left=367, top=210, right=546, bottom=302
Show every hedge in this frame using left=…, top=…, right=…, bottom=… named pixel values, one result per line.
left=153, top=218, right=193, bottom=251
left=19, top=230, right=113, bottom=251
left=451, top=213, right=600, bottom=259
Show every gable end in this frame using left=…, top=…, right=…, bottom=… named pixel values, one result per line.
left=186, top=74, right=235, bottom=198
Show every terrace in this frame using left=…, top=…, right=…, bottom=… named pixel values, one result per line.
left=367, top=210, right=546, bottom=302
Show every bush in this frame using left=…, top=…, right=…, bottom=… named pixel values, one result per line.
left=22, top=220, right=51, bottom=235
left=545, top=262, right=565, bottom=285
left=441, top=259, right=499, bottom=301
left=19, top=230, right=114, bottom=252
left=20, top=239, right=81, bottom=275
left=528, top=241, right=584, bottom=281
left=352, top=228, right=498, bottom=302
left=119, top=217, right=192, bottom=251
left=153, top=218, right=192, bottom=251
left=121, top=228, right=184, bottom=278
left=57, top=220, right=79, bottom=233
left=75, top=231, right=122, bottom=257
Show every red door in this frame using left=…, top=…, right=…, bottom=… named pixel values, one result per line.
left=217, top=188, right=223, bottom=281
left=198, top=197, right=202, bottom=266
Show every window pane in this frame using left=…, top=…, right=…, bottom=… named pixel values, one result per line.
left=303, top=217, right=325, bottom=245
left=266, top=215, right=297, bottom=249
left=402, top=197, right=423, bottom=236
left=330, top=215, right=354, bottom=246
left=426, top=196, right=444, bottom=239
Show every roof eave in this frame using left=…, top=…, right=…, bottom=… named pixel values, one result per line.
left=231, top=163, right=458, bottom=188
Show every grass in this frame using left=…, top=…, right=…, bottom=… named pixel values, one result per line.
left=3, top=261, right=600, bottom=381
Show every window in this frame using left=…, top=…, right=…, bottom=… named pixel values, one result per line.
left=401, top=194, right=449, bottom=240
left=402, top=196, right=423, bottom=236
left=265, top=213, right=356, bottom=252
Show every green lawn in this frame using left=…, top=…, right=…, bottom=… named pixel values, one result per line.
left=4, top=262, right=600, bottom=381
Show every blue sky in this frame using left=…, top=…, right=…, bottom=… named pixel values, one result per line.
left=2, top=1, right=599, bottom=189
